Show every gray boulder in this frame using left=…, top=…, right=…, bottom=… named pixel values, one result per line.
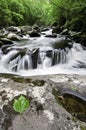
left=0, top=38, right=13, bottom=45
left=0, top=75, right=86, bottom=130
left=21, top=26, right=32, bottom=34
left=32, top=24, right=40, bottom=32
left=7, top=26, right=21, bottom=33
left=29, top=30, right=40, bottom=37
left=7, top=33, right=21, bottom=41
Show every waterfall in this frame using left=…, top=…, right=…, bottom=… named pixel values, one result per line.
left=17, top=54, right=32, bottom=71
left=0, top=30, right=86, bottom=76
left=0, top=50, right=18, bottom=67
left=0, top=47, right=68, bottom=71
left=66, top=43, right=86, bottom=68
left=0, top=43, right=86, bottom=73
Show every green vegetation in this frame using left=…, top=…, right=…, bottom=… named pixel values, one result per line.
left=80, top=125, right=86, bottom=130
left=0, top=0, right=86, bottom=32
left=13, top=95, right=30, bottom=114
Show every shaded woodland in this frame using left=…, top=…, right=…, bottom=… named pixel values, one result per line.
left=0, top=0, right=86, bottom=33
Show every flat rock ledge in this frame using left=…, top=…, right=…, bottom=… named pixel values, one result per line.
left=0, top=74, right=86, bottom=130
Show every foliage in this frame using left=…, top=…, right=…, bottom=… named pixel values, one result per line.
left=49, top=0, right=86, bottom=32
left=13, top=95, right=30, bottom=114
left=0, top=0, right=86, bottom=32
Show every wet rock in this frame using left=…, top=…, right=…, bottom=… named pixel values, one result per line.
left=29, top=30, right=40, bottom=37
left=53, top=39, right=73, bottom=49
left=32, top=48, right=39, bottom=69
left=21, top=26, right=32, bottom=34
left=0, top=34, right=5, bottom=38
left=1, top=45, right=12, bottom=54
left=58, top=91, right=86, bottom=122
left=70, top=32, right=86, bottom=47
left=16, top=48, right=28, bottom=57
left=45, top=33, right=57, bottom=38
left=73, top=61, right=86, bottom=69
left=7, top=33, right=21, bottom=41
left=0, top=38, right=13, bottom=45
left=0, top=108, right=3, bottom=121
left=41, top=27, right=50, bottom=32
left=0, top=41, right=4, bottom=47
left=0, top=28, right=9, bottom=38
left=49, top=74, right=86, bottom=122
left=32, top=24, right=40, bottom=32
left=7, top=26, right=21, bottom=33
left=46, top=50, right=52, bottom=58
left=52, top=26, right=63, bottom=34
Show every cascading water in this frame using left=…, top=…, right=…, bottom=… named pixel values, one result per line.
left=0, top=29, right=86, bottom=76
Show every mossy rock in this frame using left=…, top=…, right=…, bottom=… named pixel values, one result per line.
left=53, top=89, right=86, bottom=122
left=0, top=40, right=4, bottom=47
left=0, top=38, right=13, bottom=45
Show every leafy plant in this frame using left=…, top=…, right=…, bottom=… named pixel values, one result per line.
left=13, top=95, right=30, bottom=114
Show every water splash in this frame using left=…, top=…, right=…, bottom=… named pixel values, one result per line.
left=0, top=30, right=86, bottom=76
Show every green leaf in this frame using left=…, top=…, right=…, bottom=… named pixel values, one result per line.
left=13, top=95, right=30, bottom=114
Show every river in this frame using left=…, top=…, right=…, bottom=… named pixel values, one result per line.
left=0, top=29, right=86, bottom=76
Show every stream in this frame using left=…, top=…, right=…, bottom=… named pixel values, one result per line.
left=0, top=29, right=86, bottom=76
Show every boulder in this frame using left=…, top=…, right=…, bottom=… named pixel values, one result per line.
left=0, top=38, right=13, bottom=45
left=0, top=41, right=4, bottom=47
left=45, top=33, right=57, bottom=38
left=1, top=44, right=13, bottom=54
left=69, top=31, right=86, bottom=47
left=32, top=24, right=40, bottom=32
left=0, top=28, right=9, bottom=38
left=53, top=39, right=73, bottom=49
left=31, top=48, right=39, bottom=69
left=21, top=26, right=32, bottom=34
left=0, top=75, right=86, bottom=130
left=7, top=33, right=21, bottom=41
left=7, top=26, right=21, bottom=33
left=0, top=34, right=5, bottom=38
left=29, top=30, right=40, bottom=37
left=41, top=27, right=50, bottom=32
left=52, top=26, right=63, bottom=34
left=49, top=74, right=86, bottom=122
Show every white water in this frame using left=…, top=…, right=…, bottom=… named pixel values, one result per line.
left=16, top=43, right=86, bottom=76
left=0, top=29, right=86, bottom=76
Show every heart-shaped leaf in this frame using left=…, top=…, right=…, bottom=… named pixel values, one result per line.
left=13, top=95, right=30, bottom=114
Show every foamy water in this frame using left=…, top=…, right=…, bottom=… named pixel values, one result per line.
left=0, top=29, right=86, bottom=76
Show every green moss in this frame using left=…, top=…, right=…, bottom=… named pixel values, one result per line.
left=53, top=88, right=86, bottom=123
left=32, top=80, right=45, bottom=86
left=12, top=77, right=31, bottom=83
left=52, top=88, right=62, bottom=105
left=80, top=125, right=86, bottom=130
left=72, top=116, right=78, bottom=122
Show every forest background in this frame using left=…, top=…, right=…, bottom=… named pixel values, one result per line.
left=0, top=0, right=86, bottom=33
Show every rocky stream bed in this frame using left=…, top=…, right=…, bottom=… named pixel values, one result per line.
left=0, top=74, right=86, bottom=130
left=0, top=26, right=86, bottom=130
